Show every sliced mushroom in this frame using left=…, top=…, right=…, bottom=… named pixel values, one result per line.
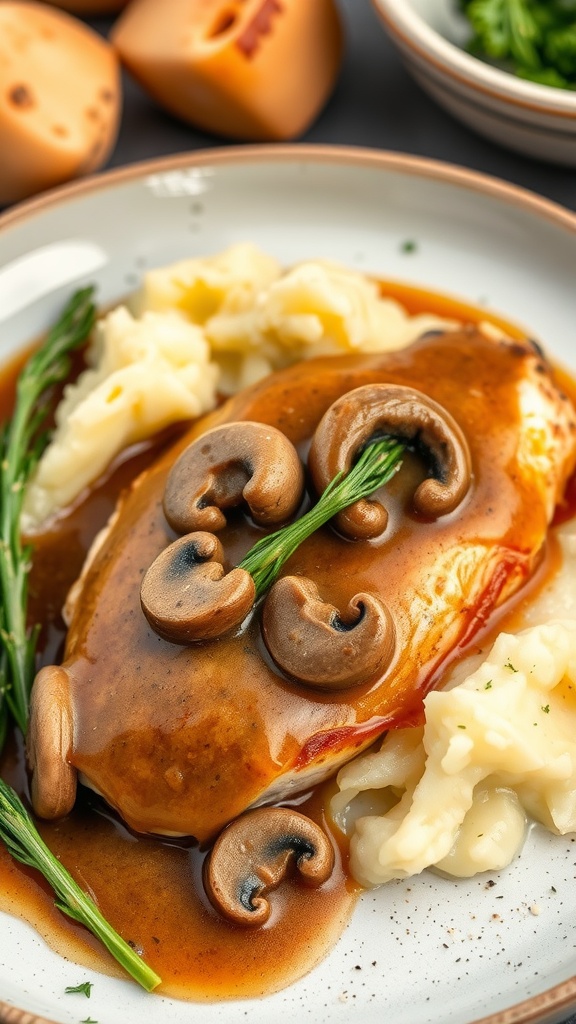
left=163, top=421, right=304, bottom=535
left=27, top=665, right=77, bottom=819
left=140, top=531, right=255, bottom=643
left=204, top=807, right=335, bottom=927
left=262, top=576, right=396, bottom=690
left=308, top=383, right=472, bottom=539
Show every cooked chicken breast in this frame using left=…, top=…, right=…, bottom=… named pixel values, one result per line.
left=29, top=328, right=576, bottom=840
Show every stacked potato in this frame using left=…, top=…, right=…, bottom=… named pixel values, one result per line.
left=0, top=0, right=343, bottom=205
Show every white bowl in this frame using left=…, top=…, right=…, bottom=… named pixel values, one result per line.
left=372, top=0, right=576, bottom=166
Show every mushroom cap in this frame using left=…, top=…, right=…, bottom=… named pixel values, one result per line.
left=140, top=531, right=256, bottom=642
left=203, top=807, right=335, bottom=926
left=163, top=421, right=304, bottom=534
left=28, top=665, right=77, bottom=819
left=308, top=383, right=472, bottom=539
left=262, top=576, right=396, bottom=689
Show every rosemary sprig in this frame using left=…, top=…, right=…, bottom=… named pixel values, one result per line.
left=0, top=779, right=161, bottom=992
left=239, top=437, right=405, bottom=599
left=0, top=287, right=96, bottom=737
left=0, top=288, right=162, bottom=991
left=0, top=650, right=8, bottom=755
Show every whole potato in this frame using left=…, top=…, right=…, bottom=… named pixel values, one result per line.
left=112, top=0, right=343, bottom=141
left=0, top=2, right=121, bottom=205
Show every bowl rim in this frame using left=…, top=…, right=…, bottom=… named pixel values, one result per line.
left=371, top=0, right=576, bottom=119
left=1, top=143, right=576, bottom=237
left=2, top=143, right=576, bottom=1024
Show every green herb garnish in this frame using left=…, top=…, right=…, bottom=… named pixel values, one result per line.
left=460, top=0, right=576, bottom=89
left=65, top=982, right=93, bottom=997
left=0, top=779, right=160, bottom=991
left=0, top=289, right=161, bottom=992
left=0, top=287, right=96, bottom=738
left=239, top=437, right=405, bottom=599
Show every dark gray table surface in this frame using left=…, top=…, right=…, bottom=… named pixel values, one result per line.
left=88, top=0, right=576, bottom=212
left=7, top=1, right=576, bottom=1021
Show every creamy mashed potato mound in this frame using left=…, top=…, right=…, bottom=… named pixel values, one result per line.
left=138, top=243, right=282, bottom=323
left=22, top=307, right=218, bottom=530
left=23, top=244, right=456, bottom=528
left=333, top=559, right=576, bottom=886
left=143, top=247, right=456, bottom=393
left=204, top=261, right=455, bottom=388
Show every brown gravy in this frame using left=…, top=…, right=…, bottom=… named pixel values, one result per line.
left=0, top=732, right=356, bottom=999
left=0, top=281, right=571, bottom=1001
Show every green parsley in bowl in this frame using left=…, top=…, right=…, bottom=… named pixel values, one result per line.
left=461, top=0, right=576, bottom=90
left=372, top=0, right=576, bottom=165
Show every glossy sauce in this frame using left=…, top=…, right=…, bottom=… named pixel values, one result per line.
left=65, top=327, right=569, bottom=842
left=0, top=282, right=573, bottom=1000
left=0, top=415, right=359, bottom=1001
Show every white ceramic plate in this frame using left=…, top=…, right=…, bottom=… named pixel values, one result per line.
left=1, top=146, right=576, bottom=1024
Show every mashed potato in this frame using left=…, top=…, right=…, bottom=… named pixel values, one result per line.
left=142, top=246, right=457, bottom=392
left=204, top=260, right=455, bottom=389
left=138, top=242, right=282, bottom=324
left=22, top=307, right=218, bottom=530
left=332, top=522, right=576, bottom=887
left=23, top=243, right=456, bottom=529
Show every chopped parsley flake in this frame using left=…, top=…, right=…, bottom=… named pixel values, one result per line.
left=484, top=680, right=492, bottom=690
left=400, top=239, right=418, bottom=254
left=504, top=660, right=518, bottom=672
left=65, top=983, right=92, bottom=997
left=541, top=704, right=550, bottom=714
left=458, top=724, right=467, bottom=729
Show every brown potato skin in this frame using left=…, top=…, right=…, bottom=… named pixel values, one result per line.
left=111, top=0, right=343, bottom=141
left=0, top=2, right=121, bottom=204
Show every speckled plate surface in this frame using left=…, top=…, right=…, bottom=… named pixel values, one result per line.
left=1, top=146, right=576, bottom=1024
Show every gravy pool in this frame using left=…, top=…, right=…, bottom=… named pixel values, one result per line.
left=0, top=280, right=565, bottom=1000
